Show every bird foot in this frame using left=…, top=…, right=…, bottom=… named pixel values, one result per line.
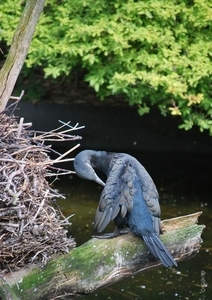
left=92, top=233, right=117, bottom=239
left=92, top=227, right=131, bottom=239
left=119, top=228, right=131, bottom=235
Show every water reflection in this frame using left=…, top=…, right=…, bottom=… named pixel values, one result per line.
left=55, top=175, right=211, bottom=299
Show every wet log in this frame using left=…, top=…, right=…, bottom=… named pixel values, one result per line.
left=0, top=212, right=204, bottom=300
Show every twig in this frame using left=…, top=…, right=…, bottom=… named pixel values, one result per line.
left=58, top=120, right=85, bottom=131
left=17, top=117, right=24, bottom=138
left=23, top=191, right=48, bottom=230
left=32, top=121, right=84, bottom=141
left=53, top=144, right=80, bottom=163
left=9, top=90, right=25, bottom=101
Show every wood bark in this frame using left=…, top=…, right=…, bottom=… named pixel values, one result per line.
left=0, top=0, right=45, bottom=112
left=0, top=212, right=204, bottom=300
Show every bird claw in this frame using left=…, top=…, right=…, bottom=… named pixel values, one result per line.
left=92, top=227, right=131, bottom=239
left=92, top=232, right=118, bottom=239
left=119, top=228, right=131, bottom=235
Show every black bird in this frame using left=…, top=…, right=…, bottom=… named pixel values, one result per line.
left=74, top=150, right=177, bottom=267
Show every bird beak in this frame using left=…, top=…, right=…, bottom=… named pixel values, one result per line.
left=94, top=175, right=106, bottom=187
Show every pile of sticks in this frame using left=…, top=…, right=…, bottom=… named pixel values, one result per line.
left=0, top=112, right=82, bottom=271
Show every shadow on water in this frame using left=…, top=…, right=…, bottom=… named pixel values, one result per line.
left=54, top=152, right=212, bottom=300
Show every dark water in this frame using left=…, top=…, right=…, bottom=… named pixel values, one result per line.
left=55, top=153, right=212, bottom=300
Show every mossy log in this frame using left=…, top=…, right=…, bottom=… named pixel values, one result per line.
left=0, top=212, right=204, bottom=300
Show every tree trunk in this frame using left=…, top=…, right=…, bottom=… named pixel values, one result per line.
left=0, top=0, right=45, bottom=112
left=0, top=212, right=204, bottom=300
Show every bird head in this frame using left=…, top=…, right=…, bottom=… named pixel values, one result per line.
left=74, top=150, right=106, bottom=187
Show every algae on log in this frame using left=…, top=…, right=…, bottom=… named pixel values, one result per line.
left=0, top=212, right=204, bottom=300
left=0, top=0, right=45, bottom=112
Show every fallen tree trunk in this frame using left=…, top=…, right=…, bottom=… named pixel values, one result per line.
left=0, top=212, right=204, bottom=300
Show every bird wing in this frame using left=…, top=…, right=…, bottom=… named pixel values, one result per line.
left=94, top=154, right=162, bottom=236
left=118, top=158, right=162, bottom=236
left=94, top=155, right=134, bottom=232
left=135, top=159, right=162, bottom=236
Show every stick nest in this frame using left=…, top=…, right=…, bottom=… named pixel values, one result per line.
left=0, top=113, right=81, bottom=272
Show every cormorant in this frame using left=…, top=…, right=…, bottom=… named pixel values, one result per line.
left=74, top=150, right=177, bottom=267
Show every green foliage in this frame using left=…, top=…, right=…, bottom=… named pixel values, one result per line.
left=1, top=0, right=212, bottom=134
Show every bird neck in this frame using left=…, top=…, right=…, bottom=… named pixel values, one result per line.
left=90, top=151, right=114, bottom=176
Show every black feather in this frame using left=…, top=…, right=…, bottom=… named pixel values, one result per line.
left=143, top=235, right=177, bottom=267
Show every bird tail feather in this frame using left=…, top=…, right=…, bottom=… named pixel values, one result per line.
left=143, top=235, right=177, bottom=267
